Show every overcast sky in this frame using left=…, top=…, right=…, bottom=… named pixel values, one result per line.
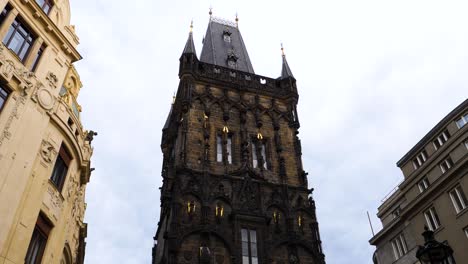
left=69, top=0, right=468, bottom=263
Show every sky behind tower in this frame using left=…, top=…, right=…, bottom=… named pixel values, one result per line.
left=69, top=0, right=468, bottom=263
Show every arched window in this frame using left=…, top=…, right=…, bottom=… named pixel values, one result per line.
left=60, top=243, right=72, bottom=264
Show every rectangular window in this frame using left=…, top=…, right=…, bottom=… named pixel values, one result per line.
left=456, top=113, right=468, bottom=129
left=424, top=207, right=441, bottom=231
left=241, top=228, right=258, bottom=264
left=227, top=134, right=232, bottom=164
left=216, top=135, right=223, bottom=162
left=433, top=129, right=450, bottom=150
left=449, top=185, right=468, bottom=214
left=35, top=0, right=53, bottom=15
left=251, top=141, right=258, bottom=168
left=391, top=233, right=408, bottom=260
left=50, top=145, right=71, bottom=192
left=439, top=157, right=454, bottom=174
left=260, top=143, right=267, bottom=169
left=25, top=214, right=52, bottom=264
left=30, top=44, right=44, bottom=71
left=0, top=85, right=9, bottom=112
left=418, top=177, right=430, bottom=193
left=412, top=150, right=428, bottom=170
left=3, top=18, right=35, bottom=62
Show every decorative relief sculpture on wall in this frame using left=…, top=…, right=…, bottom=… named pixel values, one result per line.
left=46, top=71, right=59, bottom=89
left=40, top=140, right=57, bottom=163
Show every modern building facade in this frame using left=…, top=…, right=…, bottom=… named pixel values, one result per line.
left=0, top=0, right=93, bottom=263
left=152, top=14, right=325, bottom=264
left=370, top=99, right=468, bottom=264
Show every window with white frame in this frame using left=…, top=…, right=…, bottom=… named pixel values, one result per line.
left=412, top=150, right=428, bottom=170
left=439, top=157, right=454, bottom=174
left=456, top=113, right=468, bottom=129
left=418, top=177, right=430, bottom=193
left=241, top=228, right=258, bottom=264
left=449, top=185, right=468, bottom=214
left=424, top=207, right=441, bottom=231
left=391, top=233, right=408, bottom=260
left=433, top=129, right=450, bottom=150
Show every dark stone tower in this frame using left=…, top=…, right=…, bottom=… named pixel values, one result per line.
left=153, top=15, right=325, bottom=264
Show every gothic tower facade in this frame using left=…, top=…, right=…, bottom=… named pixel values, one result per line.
left=153, top=15, right=325, bottom=264
left=0, top=0, right=93, bottom=263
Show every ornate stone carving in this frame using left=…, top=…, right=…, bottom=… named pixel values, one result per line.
left=71, top=186, right=85, bottom=224
left=35, top=87, right=55, bottom=110
left=0, top=59, right=15, bottom=81
left=46, top=71, right=58, bottom=89
left=40, top=140, right=57, bottom=163
left=0, top=94, right=26, bottom=148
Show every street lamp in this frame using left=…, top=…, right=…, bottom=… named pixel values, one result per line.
left=416, top=226, right=455, bottom=264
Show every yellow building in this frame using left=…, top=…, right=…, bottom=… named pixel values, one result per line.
left=0, top=0, right=93, bottom=263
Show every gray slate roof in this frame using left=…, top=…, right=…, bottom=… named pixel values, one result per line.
left=182, top=31, right=197, bottom=55
left=200, top=17, right=255, bottom=73
left=281, top=55, right=294, bottom=79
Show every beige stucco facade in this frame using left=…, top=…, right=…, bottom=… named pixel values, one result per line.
left=0, top=0, right=93, bottom=263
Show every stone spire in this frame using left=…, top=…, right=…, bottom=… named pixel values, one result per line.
left=280, top=43, right=294, bottom=79
left=182, top=20, right=197, bottom=56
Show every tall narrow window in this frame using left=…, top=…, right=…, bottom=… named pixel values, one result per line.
left=0, top=85, right=9, bottom=112
left=3, top=18, right=35, bottom=62
left=50, top=145, right=71, bottom=192
left=424, top=207, right=441, bottom=231
left=456, top=113, right=468, bottom=129
left=251, top=141, right=258, bottom=168
left=433, top=129, right=450, bottom=150
left=35, top=0, right=53, bottom=15
left=412, top=150, right=428, bottom=170
left=25, top=214, right=52, bottom=264
left=216, top=135, right=223, bottom=162
left=391, top=233, right=408, bottom=260
left=260, top=143, right=267, bottom=169
left=418, top=177, right=430, bottom=193
left=449, top=185, right=468, bottom=214
left=439, top=157, right=454, bottom=174
left=241, top=229, right=258, bottom=264
left=227, top=134, right=232, bottom=164
left=30, top=44, right=45, bottom=71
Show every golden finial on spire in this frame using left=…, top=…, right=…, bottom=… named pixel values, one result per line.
left=235, top=12, right=239, bottom=27
left=190, top=19, right=193, bottom=32
left=209, top=6, right=213, bottom=17
left=281, top=43, right=285, bottom=56
left=172, top=92, right=176, bottom=104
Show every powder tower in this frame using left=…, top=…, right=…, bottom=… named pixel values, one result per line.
left=153, top=14, right=325, bottom=264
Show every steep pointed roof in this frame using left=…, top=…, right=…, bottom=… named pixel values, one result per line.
left=182, top=30, right=197, bottom=55
left=281, top=46, right=294, bottom=79
left=200, top=17, right=254, bottom=73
